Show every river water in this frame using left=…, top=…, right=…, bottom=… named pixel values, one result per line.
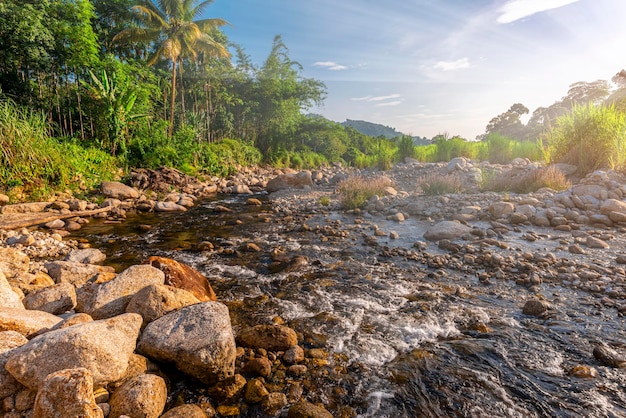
left=72, top=195, right=626, bottom=417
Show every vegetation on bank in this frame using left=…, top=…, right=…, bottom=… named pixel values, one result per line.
left=1, top=0, right=626, bottom=201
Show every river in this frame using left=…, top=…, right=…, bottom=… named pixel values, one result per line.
left=71, top=194, right=626, bottom=418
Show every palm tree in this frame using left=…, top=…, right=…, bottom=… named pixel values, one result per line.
left=113, top=0, right=230, bottom=137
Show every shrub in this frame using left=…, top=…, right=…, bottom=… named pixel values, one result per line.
left=338, top=175, right=393, bottom=209
left=419, top=173, right=463, bottom=195
left=542, top=104, right=626, bottom=174
left=481, top=166, right=570, bottom=193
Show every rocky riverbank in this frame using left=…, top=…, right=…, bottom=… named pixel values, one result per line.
left=1, top=158, right=626, bottom=417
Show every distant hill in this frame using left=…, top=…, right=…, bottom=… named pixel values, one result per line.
left=341, top=119, right=430, bottom=145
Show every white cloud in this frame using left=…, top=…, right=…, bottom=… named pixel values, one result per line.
left=313, top=61, right=348, bottom=71
left=434, top=58, right=471, bottom=71
left=375, top=101, right=403, bottom=107
left=496, top=0, right=581, bottom=24
left=351, top=94, right=402, bottom=102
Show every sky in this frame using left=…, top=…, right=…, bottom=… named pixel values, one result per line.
left=205, top=0, right=626, bottom=140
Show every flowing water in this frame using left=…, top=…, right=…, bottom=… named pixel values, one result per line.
left=72, top=195, right=626, bottom=417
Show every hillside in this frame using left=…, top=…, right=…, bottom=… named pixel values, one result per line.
left=341, top=119, right=430, bottom=145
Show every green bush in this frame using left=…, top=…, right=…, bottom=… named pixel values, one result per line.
left=542, top=104, right=626, bottom=174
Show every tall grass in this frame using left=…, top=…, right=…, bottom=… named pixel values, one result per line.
left=0, top=99, right=117, bottom=200
left=542, top=104, right=626, bottom=174
left=338, top=175, right=393, bottom=209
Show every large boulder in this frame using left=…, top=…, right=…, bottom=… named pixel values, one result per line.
left=108, top=374, right=167, bottom=418
left=32, top=368, right=103, bottom=418
left=22, top=282, right=76, bottom=314
left=0, top=247, right=30, bottom=281
left=64, top=248, right=107, bottom=265
left=237, top=324, right=298, bottom=351
left=126, top=284, right=200, bottom=327
left=138, top=302, right=236, bottom=385
left=44, top=260, right=115, bottom=287
left=287, top=400, right=333, bottom=418
left=266, top=171, right=313, bottom=193
left=101, top=181, right=139, bottom=200
left=0, top=270, right=23, bottom=309
left=154, top=201, right=187, bottom=212
left=0, top=331, right=29, bottom=398
left=81, top=265, right=165, bottom=320
left=0, top=307, right=63, bottom=337
left=423, top=221, right=471, bottom=242
left=144, top=256, right=217, bottom=301
left=5, top=313, right=142, bottom=389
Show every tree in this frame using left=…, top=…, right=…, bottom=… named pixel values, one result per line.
left=482, top=103, right=529, bottom=140
left=113, top=0, right=230, bottom=137
left=563, top=80, right=610, bottom=106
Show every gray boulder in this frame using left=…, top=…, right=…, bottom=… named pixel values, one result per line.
left=101, top=181, right=139, bottom=200
left=64, top=248, right=107, bottom=264
left=82, top=265, right=165, bottom=320
left=138, top=302, right=236, bottom=384
left=44, top=260, right=115, bottom=287
left=0, top=307, right=63, bottom=337
left=22, top=282, right=76, bottom=314
left=267, top=171, right=313, bottom=193
left=423, top=221, right=471, bottom=241
left=5, top=313, right=142, bottom=389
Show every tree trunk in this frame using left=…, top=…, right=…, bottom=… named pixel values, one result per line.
left=168, top=60, right=177, bottom=138
left=179, top=59, right=185, bottom=126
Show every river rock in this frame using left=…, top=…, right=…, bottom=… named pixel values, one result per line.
left=0, top=331, right=29, bottom=398
left=242, top=357, right=272, bottom=377
left=32, top=368, right=103, bottom=418
left=423, top=221, right=471, bottom=241
left=160, top=404, right=208, bottom=418
left=244, top=378, right=269, bottom=404
left=44, top=260, right=115, bottom=287
left=267, top=171, right=313, bottom=193
left=489, top=202, right=515, bottom=219
left=5, top=313, right=142, bottom=389
left=237, top=324, right=298, bottom=351
left=586, top=236, right=609, bottom=249
left=22, top=282, right=76, bottom=314
left=108, top=374, right=167, bottom=418
left=126, top=284, right=200, bottom=327
left=64, top=248, right=107, bottom=264
left=287, top=400, right=333, bottom=418
left=101, top=181, right=139, bottom=200
left=246, top=198, right=263, bottom=206
left=283, top=345, right=305, bottom=365
left=45, top=219, right=65, bottom=229
left=593, top=344, right=626, bottom=368
left=0, top=247, right=30, bottom=280
left=522, top=299, right=550, bottom=316
left=207, top=373, right=247, bottom=401
left=262, top=392, right=289, bottom=415
left=143, top=256, right=217, bottom=301
left=0, top=270, right=23, bottom=309
left=137, top=302, right=236, bottom=384
left=154, top=201, right=187, bottom=212
left=82, top=265, right=165, bottom=320
left=0, top=307, right=63, bottom=337
left=0, top=193, right=9, bottom=205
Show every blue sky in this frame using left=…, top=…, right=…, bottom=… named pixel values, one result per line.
left=206, top=0, right=626, bottom=139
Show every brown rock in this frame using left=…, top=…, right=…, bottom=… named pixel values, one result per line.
left=207, top=374, right=246, bottom=401
left=109, top=374, right=167, bottom=418
left=287, top=400, right=333, bottom=418
left=0, top=331, right=29, bottom=398
left=262, top=392, right=288, bottom=416
left=0, top=247, right=30, bottom=280
left=160, top=404, right=208, bottom=418
left=101, top=181, right=139, bottom=200
left=242, top=357, right=272, bottom=377
left=244, top=378, right=269, bottom=404
left=144, top=256, right=217, bottom=301
left=237, top=325, right=298, bottom=351
left=267, top=171, right=313, bottom=193
left=22, top=282, right=76, bottom=314
left=522, top=299, right=550, bottom=317
left=32, top=368, right=103, bottom=418
left=283, top=345, right=305, bottom=365
left=126, top=284, right=200, bottom=327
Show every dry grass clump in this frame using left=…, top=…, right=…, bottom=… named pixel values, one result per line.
left=482, top=166, right=570, bottom=193
left=419, top=173, right=463, bottom=195
left=338, top=175, right=393, bottom=209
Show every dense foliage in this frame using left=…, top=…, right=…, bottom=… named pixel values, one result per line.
left=1, top=0, right=626, bottom=199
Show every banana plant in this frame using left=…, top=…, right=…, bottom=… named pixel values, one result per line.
left=83, top=69, right=147, bottom=157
